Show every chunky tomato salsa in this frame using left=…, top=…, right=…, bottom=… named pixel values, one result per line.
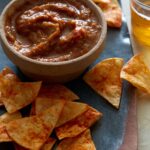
left=5, top=0, right=101, bottom=62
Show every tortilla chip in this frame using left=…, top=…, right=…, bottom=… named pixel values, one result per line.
left=6, top=101, right=64, bottom=149
left=41, top=138, right=56, bottom=150
left=35, top=97, right=59, bottom=115
left=121, top=54, right=150, bottom=94
left=14, top=138, right=56, bottom=150
left=0, top=112, right=22, bottom=124
left=93, top=0, right=110, bottom=4
left=56, top=129, right=96, bottom=150
left=38, top=84, right=79, bottom=101
left=30, top=102, right=36, bottom=116
left=38, top=100, right=65, bottom=128
left=0, top=67, right=19, bottom=81
left=34, top=97, right=89, bottom=127
left=98, top=0, right=122, bottom=28
left=56, top=101, right=88, bottom=127
left=0, top=92, right=4, bottom=107
left=0, top=67, right=19, bottom=107
left=0, top=112, right=22, bottom=142
left=55, top=107, right=102, bottom=140
left=0, top=125, right=12, bottom=142
left=83, top=58, right=124, bottom=109
left=0, top=67, right=20, bottom=95
left=1, top=81, right=42, bottom=113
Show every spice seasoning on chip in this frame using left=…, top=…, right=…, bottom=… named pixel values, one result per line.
left=55, top=107, right=102, bottom=140
left=1, top=81, right=42, bottom=113
left=0, top=67, right=19, bottom=107
left=121, top=54, right=150, bottom=94
left=56, top=129, right=96, bottom=150
left=14, top=137, right=56, bottom=150
left=6, top=102, right=65, bottom=150
left=38, top=84, right=79, bottom=101
left=95, top=0, right=122, bottom=28
left=0, top=112, right=22, bottom=142
left=83, top=58, right=124, bottom=109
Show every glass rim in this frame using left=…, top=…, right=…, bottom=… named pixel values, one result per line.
left=133, top=0, right=150, bottom=9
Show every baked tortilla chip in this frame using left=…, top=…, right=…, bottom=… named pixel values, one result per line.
left=2, top=81, right=42, bottom=113
left=55, top=107, right=102, bottom=140
left=0, top=112, right=22, bottom=142
left=38, top=84, right=79, bottom=101
left=0, top=112, right=22, bottom=124
left=98, top=0, right=122, bottom=28
left=6, top=101, right=64, bottom=150
left=0, top=67, right=19, bottom=81
left=41, top=138, right=56, bottom=150
left=0, top=102, right=2, bottom=107
left=0, top=67, right=19, bottom=106
left=30, top=102, right=36, bottom=116
left=0, top=99, right=3, bottom=107
left=93, top=0, right=111, bottom=4
left=35, top=97, right=60, bottom=115
left=0, top=67, right=20, bottom=95
left=121, top=54, right=150, bottom=94
left=56, top=129, right=96, bottom=150
left=83, top=58, right=124, bottom=109
left=34, top=98, right=89, bottom=127
left=56, top=101, right=88, bottom=127
left=0, top=125, right=12, bottom=142
left=14, top=138, right=56, bottom=150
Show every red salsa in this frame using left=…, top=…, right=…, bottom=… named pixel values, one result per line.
left=5, top=0, right=101, bottom=62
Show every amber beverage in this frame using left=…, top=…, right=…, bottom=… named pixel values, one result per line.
left=131, top=0, right=150, bottom=46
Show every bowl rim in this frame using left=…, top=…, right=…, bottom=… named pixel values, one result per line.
left=0, top=0, right=107, bottom=66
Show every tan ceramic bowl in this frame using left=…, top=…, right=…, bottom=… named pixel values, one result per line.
left=0, top=0, right=107, bottom=83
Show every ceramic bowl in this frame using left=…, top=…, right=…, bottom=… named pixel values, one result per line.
left=0, top=0, right=107, bottom=83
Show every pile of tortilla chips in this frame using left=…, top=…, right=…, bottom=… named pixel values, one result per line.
left=83, top=53, right=150, bottom=110
left=93, top=0, right=122, bottom=28
left=0, top=67, right=102, bottom=150
left=0, top=52, right=148, bottom=149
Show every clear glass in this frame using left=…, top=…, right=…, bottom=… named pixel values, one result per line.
left=131, top=0, right=150, bottom=46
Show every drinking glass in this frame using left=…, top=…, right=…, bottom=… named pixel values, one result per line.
left=131, top=0, right=150, bottom=46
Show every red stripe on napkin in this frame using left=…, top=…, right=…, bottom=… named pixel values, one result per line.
left=119, top=92, right=138, bottom=150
